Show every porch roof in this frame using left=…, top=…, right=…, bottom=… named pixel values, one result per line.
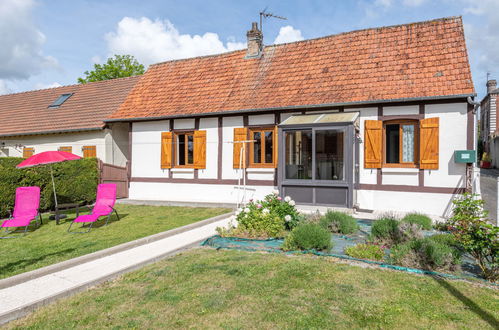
left=280, top=112, right=359, bottom=126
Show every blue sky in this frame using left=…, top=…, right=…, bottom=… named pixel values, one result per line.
left=1, top=0, right=498, bottom=99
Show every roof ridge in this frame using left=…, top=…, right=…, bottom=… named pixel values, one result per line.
left=150, top=16, right=462, bottom=68
left=0, top=75, right=141, bottom=97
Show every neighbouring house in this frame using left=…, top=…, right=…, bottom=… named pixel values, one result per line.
left=106, top=17, right=476, bottom=217
left=0, top=76, right=139, bottom=167
left=480, top=79, right=499, bottom=167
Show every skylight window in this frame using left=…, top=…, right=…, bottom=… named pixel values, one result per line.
left=48, top=93, right=72, bottom=108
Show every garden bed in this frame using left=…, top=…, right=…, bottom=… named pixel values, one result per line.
left=204, top=218, right=486, bottom=282
left=213, top=191, right=497, bottom=283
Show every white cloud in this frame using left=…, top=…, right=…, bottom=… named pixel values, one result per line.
left=402, top=0, right=426, bottom=7
left=34, top=82, right=62, bottom=90
left=91, top=55, right=102, bottom=64
left=0, top=80, right=11, bottom=95
left=0, top=0, right=58, bottom=80
left=375, top=0, right=393, bottom=8
left=104, top=17, right=245, bottom=66
left=273, top=25, right=304, bottom=44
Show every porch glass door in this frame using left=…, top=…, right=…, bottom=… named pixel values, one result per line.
left=285, top=130, right=312, bottom=180
left=315, top=130, right=344, bottom=180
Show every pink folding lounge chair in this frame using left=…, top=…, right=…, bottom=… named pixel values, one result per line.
left=1, top=186, right=42, bottom=238
left=68, top=183, right=119, bottom=233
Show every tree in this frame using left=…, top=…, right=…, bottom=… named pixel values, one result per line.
left=77, top=55, right=145, bottom=84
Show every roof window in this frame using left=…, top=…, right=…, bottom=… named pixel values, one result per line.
left=48, top=93, right=72, bottom=108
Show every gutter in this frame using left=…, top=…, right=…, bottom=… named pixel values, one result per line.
left=0, top=127, right=104, bottom=138
left=105, top=93, right=475, bottom=123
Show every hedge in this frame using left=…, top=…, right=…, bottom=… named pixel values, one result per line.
left=0, top=157, right=99, bottom=218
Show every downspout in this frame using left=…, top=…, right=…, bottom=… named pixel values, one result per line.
left=467, top=96, right=480, bottom=195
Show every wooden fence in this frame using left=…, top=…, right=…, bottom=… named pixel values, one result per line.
left=98, top=160, right=129, bottom=198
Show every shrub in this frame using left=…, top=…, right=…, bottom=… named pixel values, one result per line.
left=370, top=217, right=399, bottom=245
left=282, top=223, right=332, bottom=251
left=344, top=243, right=385, bottom=261
left=448, top=194, right=498, bottom=281
left=0, top=157, right=99, bottom=217
left=395, top=222, right=424, bottom=243
left=319, top=211, right=359, bottom=234
left=219, top=192, right=300, bottom=238
left=402, top=213, right=433, bottom=230
left=390, top=237, right=461, bottom=272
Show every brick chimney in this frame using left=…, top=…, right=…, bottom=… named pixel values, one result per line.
left=246, top=22, right=263, bottom=58
left=487, top=79, right=497, bottom=94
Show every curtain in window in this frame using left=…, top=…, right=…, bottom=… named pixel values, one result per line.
left=402, top=125, right=414, bottom=162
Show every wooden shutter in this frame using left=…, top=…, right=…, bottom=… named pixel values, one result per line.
left=58, top=146, right=72, bottom=153
left=364, top=120, right=382, bottom=168
left=233, top=127, right=248, bottom=168
left=273, top=125, right=278, bottom=168
left=23, top=147, right=34, bottom=158
left=82, top=146, right=96, bottom=158
left=420, top=117, right=439, bottom=170
left=161, top=132, right=173, bottom=169
left=194, top=130, right=207, bottom=169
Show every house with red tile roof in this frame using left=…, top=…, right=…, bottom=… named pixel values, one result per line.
left=0, top=76, right=139, bottom=167
left=480, top=79, right=499, bottom=167
left=107, top=17, right=476, bottom=217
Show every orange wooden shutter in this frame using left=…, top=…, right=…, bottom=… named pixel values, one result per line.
left=23, top=147, right=34, bottom=158
left=58, top=146, right=72, bottom=153
left=194, top=130, right=207, bottom=169
left=82, top=146, right=96, bottom=158
left=364, top=120, right=382, bottom=168
left=273, top=125, right=278, bottom=168
left=419, top=117, right=439, bottom=170
left=161, top=132, right=173, bottom=169
left=233, top=127, right=248, bottom=168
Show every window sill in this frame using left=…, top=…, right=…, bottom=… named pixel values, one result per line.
left=381, top=167, right=420, bottom=173
left=171, top=168, right=195, bottom=173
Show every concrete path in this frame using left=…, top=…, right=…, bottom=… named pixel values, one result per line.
left=480, top=168, right=499, bottom=225
left=0, top=214, right=231, bottom=325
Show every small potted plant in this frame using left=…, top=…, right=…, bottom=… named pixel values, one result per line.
left=481, top=152, right=492, bottom=168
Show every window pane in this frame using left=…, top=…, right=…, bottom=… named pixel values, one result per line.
left=187, top=134, right=194, bottom=164
left=386, top=124, right=400, bottom=163
left=253, top=131, right=261, bottom=163
left=316, top=130, right=344, bottom=180
left=264, top=131, right=273, bottom=163
left=402, top=125, right=414, bottom=162
left=285, top=130, right=312, bottom=180
left=178, top=134, right=186, bottom=165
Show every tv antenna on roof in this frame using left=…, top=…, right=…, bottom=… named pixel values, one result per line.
left=259, top=8, right=287, bottom=36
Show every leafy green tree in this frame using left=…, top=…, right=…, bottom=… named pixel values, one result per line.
left=77, top=55, right=145, bottom=84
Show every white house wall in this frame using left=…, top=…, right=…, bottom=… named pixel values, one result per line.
left=129, top=102, right=470, bottom=217
left=2, top=131, right=106, bottom=160
left=424, top=103, right=467, bottom=188
left=130, top=182, right=273, bottom=205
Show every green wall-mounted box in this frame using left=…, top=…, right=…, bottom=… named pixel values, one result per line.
left=454, top=150, right=477, bottom=163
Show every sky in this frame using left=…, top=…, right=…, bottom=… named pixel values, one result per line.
left=1, top=0, right=498, bottom=100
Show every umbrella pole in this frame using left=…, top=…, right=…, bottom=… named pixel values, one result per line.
left=50, top=165, right=58, bottom=208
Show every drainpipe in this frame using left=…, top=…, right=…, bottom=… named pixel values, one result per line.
left=467, top=96, right=481, bottom=195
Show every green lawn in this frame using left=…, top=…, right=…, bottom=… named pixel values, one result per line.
left=7, top=249, right=498, bottom=329
left=0, top=204, right=229, bottom=279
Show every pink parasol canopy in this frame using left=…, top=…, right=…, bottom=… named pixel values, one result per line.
left=17, top=151, right=81, bottom=168
left=16, top=151, right=82, bottom=212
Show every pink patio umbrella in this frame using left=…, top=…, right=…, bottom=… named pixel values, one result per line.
left=17, top=151, right=81, bottom=210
